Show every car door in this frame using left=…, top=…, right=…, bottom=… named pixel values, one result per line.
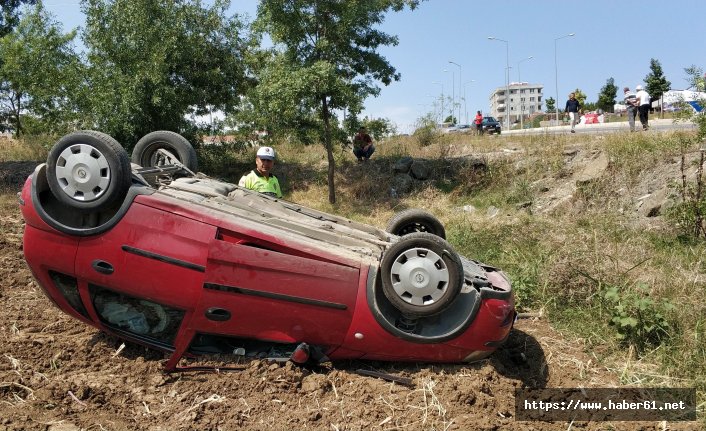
left=190, top=227, right=360, bottom=350
left=74, top=201, right=213, bottom=350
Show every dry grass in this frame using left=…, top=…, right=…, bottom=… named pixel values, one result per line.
left=0, top=136, right=52, bottom=162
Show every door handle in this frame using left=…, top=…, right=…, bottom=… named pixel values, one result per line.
left=205, top=307, right=231, bottom=322
left=92, top=260, right=114, bottom=275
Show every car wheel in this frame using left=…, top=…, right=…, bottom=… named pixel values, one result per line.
left=385, top=208, right=446, bottom=239
left=131, top=131, right=198, bottom=172
left=380, top=232, right=463, bottom=317
left=46, top=131, right=131, bottom=212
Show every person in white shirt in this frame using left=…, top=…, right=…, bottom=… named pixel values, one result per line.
left=635, top=85, right=651, bottom=131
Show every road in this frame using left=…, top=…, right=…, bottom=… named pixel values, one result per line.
left=503, top=118, right=697, bottom=136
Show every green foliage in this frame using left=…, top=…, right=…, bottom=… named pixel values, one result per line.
left=674, top=65, right=706, bottom=141
left=0, top=3, right=80, bottom=136
left=665, top=135, right=706, bottom=238
left=412, top=112, right=438, bottom=147
left=0, top=0, right=36, bottom=37
left=596, top=77, right=618, bottom=113
left=196, top=140, right=250, bottom=180
left=645, top=58, right=671, bottom=101
left=443, top=115, right=457, bottom=124
left=360, top=117, right=396, bottom=140
left=531, top=113, right=546, bottom=127
left=603, top=284, right=675, bottom=352
left=545, top=97, right=556, bottom=113
left=582, top=101, right=598, bottom=112
left=253, top=0, right=421, bottom=203
left=81, top=0, right=250, bottom=147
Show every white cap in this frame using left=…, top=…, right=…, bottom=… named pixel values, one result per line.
left=636, top=85, right=643, bottom=90
left=256, top=146, right=275, bottom=160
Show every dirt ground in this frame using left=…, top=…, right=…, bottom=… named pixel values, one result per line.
left=0, top=161, right=700, bottom=430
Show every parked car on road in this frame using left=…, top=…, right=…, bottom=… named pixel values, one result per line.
left=20, top=130, right=515, bottom=371
left=482, top=117, right=502, bottom=134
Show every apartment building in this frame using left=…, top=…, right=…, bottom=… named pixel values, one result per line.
left=489, top=82, right=544, bottom=128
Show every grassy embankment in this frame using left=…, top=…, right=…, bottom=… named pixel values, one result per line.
left=3, top=130, right=705, bottom=416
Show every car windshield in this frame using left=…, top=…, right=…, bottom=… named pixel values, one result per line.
left=483, top=117, right=497, bottom=122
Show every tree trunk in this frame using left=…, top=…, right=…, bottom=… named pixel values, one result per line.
left=14, top=92, right=22, bottom=137
left=321, top=95, right=336, bottom=204
left=8, top=91, right=23, bottom=137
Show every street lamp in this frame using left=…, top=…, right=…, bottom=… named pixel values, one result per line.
left=488, top=36, right=510, bottom=131
left=431, top=81, right=444, bottom=123
left=554, top=33, right=575, bottom=125
left=516, top=56, right=533, bottom=84
left=449, top=60, right=462, bottom=123
left=516, top=56, right=533, bottom=129
left=463, top=79, right=475, bottom=125
left=443, top=69, right=454, bottom=123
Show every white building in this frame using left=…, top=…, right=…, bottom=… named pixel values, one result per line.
left=655, top=90, right=706, bottom=112
left=489, top=82, right=543, bottom=127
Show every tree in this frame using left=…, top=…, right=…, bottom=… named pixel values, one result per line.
left=362, top=117, right=396, bottom=140
left=645, top=58, right=671, bottom=103
left=0, top=3, right=80, bottom=136
left=0, top=0, right=36, bottom=37
left=545, top=97, right=556, bottom=113
left=81, top=0, right=250, bottom=146
left=683, top=65, right=705, bottom=92
left=596, top=77, right=618, bottom=113
left=255, top=0, right=421, bottom=204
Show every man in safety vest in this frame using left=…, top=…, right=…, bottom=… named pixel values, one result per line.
left=238, top=146, right=283, bottom=198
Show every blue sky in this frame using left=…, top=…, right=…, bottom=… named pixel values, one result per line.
left=44, top=0, right=705, bottom=133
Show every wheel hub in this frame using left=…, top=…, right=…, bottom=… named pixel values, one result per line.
left=55, top=144, right=111, bottom=202
left=390, top=248, right=449, bottom=306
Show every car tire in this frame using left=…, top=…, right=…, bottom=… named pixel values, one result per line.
left=131, top=131, right=198, bottom=172
left=380, top=232, right=463, bottom=317
left=385, top=209, right=446, bottom=239
left=46, top=130, right=131, bottom=212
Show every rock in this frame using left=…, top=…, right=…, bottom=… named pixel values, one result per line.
left=300, top=374, right=327, bottom=394
left=637, top=188, right=669, bottom=217
left=574, top=151, right=609, bottom=184
left=487, top=206, right=500, bottom=218
left=392, top=157, right=414, bottom=173
left=409, top=161, right=431, bottom=180
left=392, top=173, right=414, bottom=194
left=460, top=204, right=476, bottom=213
left=467, top=157, right=487, bottom=170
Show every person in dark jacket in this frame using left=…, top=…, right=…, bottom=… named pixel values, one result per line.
left=565, top=92, right=581, bottom=133
left=352, top=127, right=375, bottom=161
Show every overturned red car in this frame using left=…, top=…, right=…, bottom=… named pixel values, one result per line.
left=19, top=130, right=515, bottom=370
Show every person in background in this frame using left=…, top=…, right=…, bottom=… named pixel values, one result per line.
left=565, top=92, right=580, bottom=133
left=635, top=84, right=651, bottom=131
left=623, top=86, right=638, bottom=132
left=238, top=146, right=282, bottom=198
left=352, top=127, right=375, bottom=162
left=474, top=111, right=484, bottom=135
